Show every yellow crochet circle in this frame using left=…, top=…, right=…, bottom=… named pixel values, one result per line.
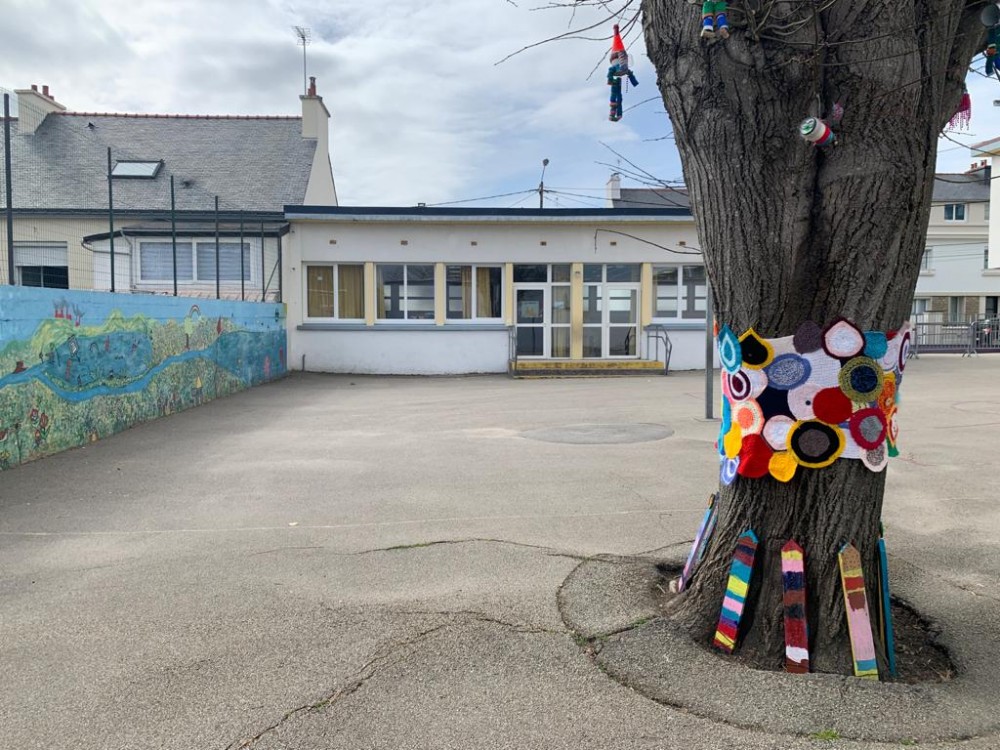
left=768, top=452, right=798, bottom=483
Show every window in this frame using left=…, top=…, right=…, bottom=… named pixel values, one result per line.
left=140, top=242, right=194, bottom=281
left=512, top=264, right=571, bottom=283
left=20, top=265, right=69, bottom=288
left=13, top=242, right=68, bottom=288
left=306, top=264, right=364, bottom=319
left=986, top=247, right=991, bottom=271
left=446, top=265, right=502, bottom=320
left=921, top=247, right=932, bottom=270
left=111, top=160, right=162, bottom=178
left=138, top=241, right=249, bottom=283
left=653, top=264, right=707, bottom=319
left=949, top=296, right=964, bottom=322
left=377, top=264, right=435, bottom=320
left=943, top=203, right=966, bottom=222
left=985, top=203, right=990, bottom=221
left=196, top=242, right=251, bottom=282
left=583, top=264, right=640, bottom=283
left=911, top=298, right=930, bottom=316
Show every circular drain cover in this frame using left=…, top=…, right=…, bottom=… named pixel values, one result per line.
left=522, top=423, right=673, bottom=445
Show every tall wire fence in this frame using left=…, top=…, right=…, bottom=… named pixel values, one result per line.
left=1, top=89, right=284, bottom=302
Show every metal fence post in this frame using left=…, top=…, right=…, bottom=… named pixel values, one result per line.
left=107, top=147, right=115, bottom=292
left=239, top=210, right=245, bottom=302
left=214, top=195, right=220, bottom=300
left=704, top=285, right=714, bottom=420
left=170, top=175, right=178, bottom=296
left=3, top=94, right=14, bottom=285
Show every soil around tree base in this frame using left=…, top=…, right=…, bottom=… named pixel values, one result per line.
left=557, top=548, right=1000, bottom=744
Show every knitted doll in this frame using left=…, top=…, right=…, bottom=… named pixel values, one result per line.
left=987, top=26, right=998, bottom=77
left=607, top=24, right=638, bottom=122
left=701, top=1, right=729, bottom=39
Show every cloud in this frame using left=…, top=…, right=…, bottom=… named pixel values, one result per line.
left=2, top=1, right=988, bottom=209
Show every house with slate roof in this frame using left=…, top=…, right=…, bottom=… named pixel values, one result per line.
left=1, top=80, right=336, bottom=298
left=913, top=158, right=996, bottom=322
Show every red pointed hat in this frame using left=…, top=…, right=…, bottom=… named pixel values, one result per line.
left=611, top=24, right=625, bottom=54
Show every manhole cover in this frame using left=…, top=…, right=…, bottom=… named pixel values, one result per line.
left=522, top=423, right=673, bottom=445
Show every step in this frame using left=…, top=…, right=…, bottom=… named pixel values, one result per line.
left=509, top=359, right=665, bottom=378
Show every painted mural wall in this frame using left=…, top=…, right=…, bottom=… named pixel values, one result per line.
left=0, top=287, right=286, bottom=470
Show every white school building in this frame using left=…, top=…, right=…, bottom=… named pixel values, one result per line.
left=281, top=205, right=714, bottom=375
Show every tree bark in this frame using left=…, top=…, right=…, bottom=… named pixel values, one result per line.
left=642, top=0, right=986, bottom=673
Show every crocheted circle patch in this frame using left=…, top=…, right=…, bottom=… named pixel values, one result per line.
left=764, top=354, right=811, bottom=390
left=839, top=357, right=884, bottom=402
left=716, top=320, right=909, bottom=483
left=719, top=325, right=742, bottom=374
left=788, top=420, right=845, bottom=468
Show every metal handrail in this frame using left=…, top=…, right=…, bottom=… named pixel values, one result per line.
left=644, top=324, right=672, bottom=375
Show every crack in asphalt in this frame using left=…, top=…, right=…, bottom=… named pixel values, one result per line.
left=223, top=623, right=451, bottom=750
left=349, top=537, right=595, bottom=561
left=221, top=611, right=569, bottom=750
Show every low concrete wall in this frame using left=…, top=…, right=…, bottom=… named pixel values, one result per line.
left=0, top=287, right=286, bottom=470
left=292, top=326, right=509, bottom=374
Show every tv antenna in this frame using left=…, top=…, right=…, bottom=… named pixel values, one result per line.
left=293, top=26, right=312, bottom=95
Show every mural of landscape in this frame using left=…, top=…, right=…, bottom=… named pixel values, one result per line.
left=0, top=287, right=286, bottom=470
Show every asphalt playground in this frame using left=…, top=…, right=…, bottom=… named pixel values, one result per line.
left=1, top=357, right=998, bottom=749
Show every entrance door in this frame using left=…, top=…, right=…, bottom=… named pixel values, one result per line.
left=606, top=286, right=639, bottom=357
left=515, top=286, right=548, bottom=357
left=584, top=284, right=640, bottom=358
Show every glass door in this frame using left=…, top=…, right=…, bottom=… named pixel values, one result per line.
left=606, top=286, right=639, bottom=357
left=515, top=286, right=548, bottom=357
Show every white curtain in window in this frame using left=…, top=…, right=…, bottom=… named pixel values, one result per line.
left=140, top=242, right=193, bottom=281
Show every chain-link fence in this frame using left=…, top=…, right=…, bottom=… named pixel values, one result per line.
left=2, top=88, right=286, bottom=301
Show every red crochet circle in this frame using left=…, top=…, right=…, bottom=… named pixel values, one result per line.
left=812, top=387, right=853, bottom=425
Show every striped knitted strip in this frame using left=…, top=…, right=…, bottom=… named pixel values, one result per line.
left=877, top=537, right=897, bottom=677
left=781, top=539, right=809, bottom=674
left=713, top=529, right=758, bottom=653
left=838, top=543, right=879, bottom=680
left=677, top=494, right=716, bottom=593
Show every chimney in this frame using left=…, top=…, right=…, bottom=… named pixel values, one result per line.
left=300, top=78, right=338, bottom=205
left=14, top=84, right=66, bottom=135
left=605, top=173, right=622, bottom=207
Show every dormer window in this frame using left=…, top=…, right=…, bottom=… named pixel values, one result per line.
left=111, top=160, right=163, bottom=178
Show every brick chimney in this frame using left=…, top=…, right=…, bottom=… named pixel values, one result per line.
left=300, top=77, right=338, bottom=205
left=14, top=84, right=66, bottom=135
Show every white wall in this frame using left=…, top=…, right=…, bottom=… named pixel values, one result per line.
left=285, top=216, right=700, bottom=266
left=916, top=240, right=1000, bottom=297
left=991, top=153, right=1000, bottom=270
left=293, top=328, right=509, bottom=375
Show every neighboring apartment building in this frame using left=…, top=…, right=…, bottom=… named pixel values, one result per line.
left=912, top=158, right=997, bottom=322
left=1, top=81, right=336, bottom=298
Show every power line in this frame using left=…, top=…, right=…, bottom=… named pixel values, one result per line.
left=423, top=189, right=538, bottom=207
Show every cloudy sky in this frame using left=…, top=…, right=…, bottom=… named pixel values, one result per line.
left=2, top=0, right=996, bottom=207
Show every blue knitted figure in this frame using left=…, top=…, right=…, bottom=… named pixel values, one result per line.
left=607, top=24, right=638, bottom=122
left=701, top=1, right=729, bottom=39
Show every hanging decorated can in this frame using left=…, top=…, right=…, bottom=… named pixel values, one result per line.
left=799, top=117, right=836, bottom=147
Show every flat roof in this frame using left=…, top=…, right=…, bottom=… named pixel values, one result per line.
left=970, top=136, right=1000, bottom=155
left=285, top=205, right=693, bottom=223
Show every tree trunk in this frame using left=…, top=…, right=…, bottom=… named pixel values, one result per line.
left=642, top=0, right=986, bottom=673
